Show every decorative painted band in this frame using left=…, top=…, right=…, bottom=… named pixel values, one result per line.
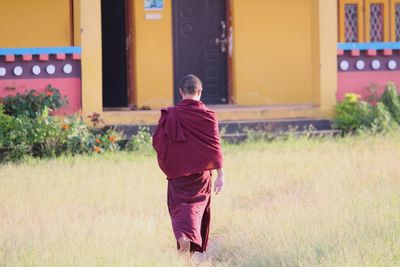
left=338, top=50, right=400, bottom=72
left=338, top=42, right=400, bottom=51
left=0, top=47, right=81, bottom=56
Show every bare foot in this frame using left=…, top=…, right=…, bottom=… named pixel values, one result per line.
left=178, top=237, right=190, bottom=259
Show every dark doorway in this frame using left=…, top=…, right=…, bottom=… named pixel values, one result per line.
left=101, top=0, right=128, bottom=107
left=173, top=0, right=228, bottom=104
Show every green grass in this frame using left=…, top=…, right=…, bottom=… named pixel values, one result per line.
left=1, top=134, right=400, bottom=266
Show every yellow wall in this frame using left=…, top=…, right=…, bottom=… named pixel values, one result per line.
left=0, top=0, right=71, bottom=47
left=133, top=0, right=174, bottom=109
left=73, top=0, right=81, bottom=46
left=80, top=0, right=103, bottom=114
left=232, top=0, right=315, bottom=105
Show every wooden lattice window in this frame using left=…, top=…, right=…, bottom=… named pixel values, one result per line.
left=390, top=0, right=400, bottom=41
left=339, top=0, right=364, bottom=42
left=365, top=0, right=389, bottom=42
left=338, top=0, right=399, bottom=43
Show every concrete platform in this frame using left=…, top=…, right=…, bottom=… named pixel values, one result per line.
left=101, top=104, right=334, bottom=126
left=101, top=104, right=336, bottom=140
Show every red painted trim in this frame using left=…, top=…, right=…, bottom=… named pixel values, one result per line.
left=72, top=53, right=81, bottom=60
left=39, top=54, right=49, bottom=61
left=56, top=53, right=66, bottom=60
left=5, top=55, right=15, bottom=62
left=351, top=50, right=360, bottom=57
left=22, top=54, right=33, bottom=61
left=383, top=49, right=393, bottom=56
left=366, top=49, right=377, bottom=56
left=337, top=49, right=344, bottom=56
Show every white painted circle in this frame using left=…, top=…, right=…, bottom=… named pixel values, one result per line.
left=63, top=64, right=73, bottom=74
left=46, top=65, right=56, bottom=75
left=340, top=60, right=350, bottom=71
left=0, top=67, right=6, bottom=77
left=32, top=65, right=41, bottom=75
left=371, top=60, right=381, bottom=70
left=13, top=66, right=23, bottom=76
left=388, top=60, right=397, bottom=70
left=355, top=60, right=365, bottom=70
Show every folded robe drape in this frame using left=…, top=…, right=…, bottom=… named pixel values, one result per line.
left=152, top=99, right=223, bottom=180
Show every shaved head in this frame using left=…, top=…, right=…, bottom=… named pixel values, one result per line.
left=180, top=74, right=202, bottom=95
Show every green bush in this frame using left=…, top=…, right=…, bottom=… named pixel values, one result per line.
left=334, top=88, right=399, bottom=134
left=368, top=102, right=398, bottom=133
left=0, top=105, right=14, bottom=148
left=379, top=82, right=400, bottom=125
left=1, top=85, right=68, bottom=118
left=333, top=93, right=372, bottom=132
left=61, top=116, right=94, bottom=155
left=127, top=126, right=152, bottom=154
left=90, top=127, right=124, bottom=154
left=0, top=110, right=126, bottom=162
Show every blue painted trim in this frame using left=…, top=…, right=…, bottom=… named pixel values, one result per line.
left=0, top=47, right=81, bottom=55
left=338, top=42, right=400, bottom=50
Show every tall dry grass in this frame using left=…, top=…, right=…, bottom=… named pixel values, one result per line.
left=1, top=134, right=400, bottom=266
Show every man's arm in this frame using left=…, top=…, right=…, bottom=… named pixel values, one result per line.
left=214, top=168, right=224, bottom=194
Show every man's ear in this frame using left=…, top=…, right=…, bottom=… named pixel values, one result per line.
left=179, top=88, right=185, bottom=98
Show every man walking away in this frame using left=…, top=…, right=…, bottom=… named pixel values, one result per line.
left=152, top=74, right=225, bottom=256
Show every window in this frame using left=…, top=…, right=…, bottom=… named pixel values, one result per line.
left=345, top=4, right=360, bottom=42
left=339, top=0, right=364, bottom=42
left=390, top=0, right=400, bottom=41
left=338, top=0, right=394, bottom=42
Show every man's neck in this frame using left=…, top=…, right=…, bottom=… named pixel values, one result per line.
left=182, top=96, right=200, bottom=101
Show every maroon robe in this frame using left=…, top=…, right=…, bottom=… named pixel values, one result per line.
left=153, top=99, right=223, bottom=252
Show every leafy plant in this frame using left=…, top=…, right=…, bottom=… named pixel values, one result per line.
left=368, top=102, right=398, bottom=133
left=127, top=126, right=152, bottom=154
left=0, top=104, right=14, bottom=148
left=379, top=82, right=400, bottom=125
left=333, top=93, right=371, bottom=132
left=90, top=127, right=124, bottom=154
left=1, top=85, right=68, bottom=118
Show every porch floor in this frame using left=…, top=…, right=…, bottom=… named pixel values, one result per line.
left=101, top=104, right=334, bottom=126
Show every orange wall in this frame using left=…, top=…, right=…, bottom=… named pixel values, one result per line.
left=0, top=0, right=71, bottom=48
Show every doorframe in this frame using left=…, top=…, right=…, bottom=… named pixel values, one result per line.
left=101, top=0, right=135, bottom=109
left=226, top=0, right=234, bottom=104
left=172, top=0, right=234, bottom=105
left=125, top=0, right=136, bottom=108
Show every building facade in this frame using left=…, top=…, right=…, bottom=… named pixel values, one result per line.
left=0, top=1, right=341, bottom=124
left=337, top=0, right=400, bottom=101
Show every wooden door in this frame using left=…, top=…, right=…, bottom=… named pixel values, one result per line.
left=173, top=0, right=228, bottom=104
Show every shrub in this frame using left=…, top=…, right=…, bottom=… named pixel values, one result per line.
left=0, top=105, right=14, bottom=148
left=1, top=85, right=68, bottom=118
left=127, top=126, right=152, bottom=154
left=379, top=82, right=400, bottom=125
left=333, top=93, right=372, bottom=132
left=61, top=115, right=94, bottom=155
left=1, top=115, right=32, bottom=162
left=90, top=127, right=124, bottom=154
left=29, top=107, right=66, bottom=157
left=368, top=102, right=398, bottom=133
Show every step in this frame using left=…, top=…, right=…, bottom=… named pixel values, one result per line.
left=107, top=118, right=334, bottom=139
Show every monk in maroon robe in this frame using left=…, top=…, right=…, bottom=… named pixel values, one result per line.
left=152, top=74, right=224, bottom=255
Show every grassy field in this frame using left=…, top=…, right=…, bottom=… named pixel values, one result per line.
left=1, top=134, right=400, bottom=266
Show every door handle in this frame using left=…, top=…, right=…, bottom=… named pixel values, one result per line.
left=215, top=21, right=227, bottom=53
